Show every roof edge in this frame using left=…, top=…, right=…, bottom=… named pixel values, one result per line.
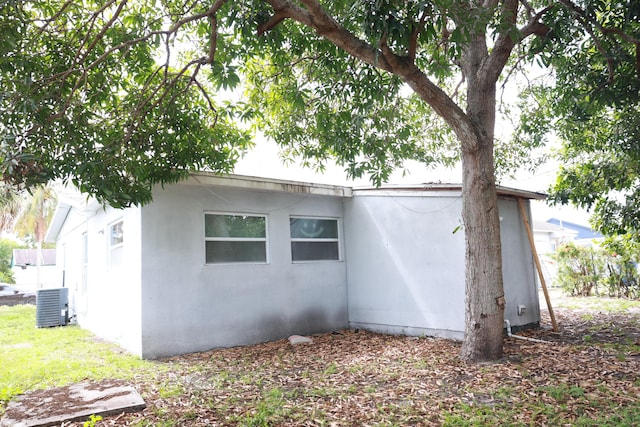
left=352, top=183, right=546, bottom=200
left=186, top=172, right=353, bottom=198
left=45, top=201, right=71, bottom=243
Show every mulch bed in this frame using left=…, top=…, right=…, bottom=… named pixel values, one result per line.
left=53, top=305, right=640, bottom=426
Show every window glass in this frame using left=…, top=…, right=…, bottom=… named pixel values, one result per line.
left=290, top=217, right=339, bottom=262
left=290, top=218, right=338, bottom=239
left=205, top=215, right=265, bottom=238
left=110, top=221, right=123, bottom=247
left=108, top=220, right=124, bottom=269
left=291, top=241, right=339, bottom=262
left=205, top=214, right=267, bottom=263
left=206, top=241, right=267, bottom=264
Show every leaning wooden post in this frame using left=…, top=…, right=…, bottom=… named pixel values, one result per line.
left=517, top=198, right=559, bottom=332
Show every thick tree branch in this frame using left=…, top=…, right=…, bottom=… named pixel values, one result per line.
left=484, top=2, right=551, bottom=83
left=408, top=10, right=429, bottom=62
left=257, top=12, right=287, bottom=35
left=260, top=0, right=479, bottom=149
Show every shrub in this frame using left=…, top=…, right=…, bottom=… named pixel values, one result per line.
left=553, top=235, right=640, bottom=299
left=553, top=242, right=602, bottom=296
left=0, top=239, right=21, bottom=284
left=600, top=235, right=640, bottom=299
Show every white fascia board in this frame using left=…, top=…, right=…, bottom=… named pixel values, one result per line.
left=352, top=183, right=546, bottom=200
left=186, top=172, right=353, bottom=198
left=44, top=201, right=72, bottom=243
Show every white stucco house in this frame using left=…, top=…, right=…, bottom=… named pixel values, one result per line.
left=11, top=249, right=58, bottom=290
left=45, top=173, right=544, bottom=359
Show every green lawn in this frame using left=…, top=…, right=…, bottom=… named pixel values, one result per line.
left=0, top=305, right=157, bottom=409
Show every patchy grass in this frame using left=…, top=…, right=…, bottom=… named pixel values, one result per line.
left=1, top=298, right=640, bottom=426
left=547, top=287, right=640, bottom=312
left=0, top=305, right=158, bottom=410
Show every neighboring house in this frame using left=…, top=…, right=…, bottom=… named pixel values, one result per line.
left=45, top=173, right=544, bottom=359
left=533, top=220, right=578, bottom=254
left=11, top=249, right=58, bottom=290
left=532, top=220, right=578, bottom=288
left=546, top=218, right=604, bottom=246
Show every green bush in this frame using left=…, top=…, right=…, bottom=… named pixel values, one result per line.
left=553, top=242, right=602, bottom=296
left=600, top=235, right=640, bottom=299
left=553, top=235, right=640, bottom=299
left=0, top=239, right=21, bottom=284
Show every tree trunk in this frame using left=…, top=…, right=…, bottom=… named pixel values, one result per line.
left=259, top=0, right=510, bottom=361
left=459, top=141, right=505, bottom=361
left=458, top=35, right=505, bottom=361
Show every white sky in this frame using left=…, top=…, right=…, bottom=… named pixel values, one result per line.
left=231, top=61, right=595, bottom=227
left=233, top=134, right=594, bottom=227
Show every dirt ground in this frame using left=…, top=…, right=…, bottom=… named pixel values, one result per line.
left=536, top=288, right=640, bottom=345
left=16, top=290, right=640, bottom=426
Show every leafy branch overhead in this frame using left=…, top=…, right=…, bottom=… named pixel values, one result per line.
left=0, top=0, right=636, bottom=208
left=516, top=1, right=640, bottom=236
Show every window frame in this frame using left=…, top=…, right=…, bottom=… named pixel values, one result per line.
left=204, top=212, right=269, bottom=265
left=108, top=219, right=124, bottom=250
left=289, top=216, right=341, bottom=263
left=107, top=219, right=124, bottom=269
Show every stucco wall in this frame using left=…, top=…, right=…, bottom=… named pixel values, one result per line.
left=344, top=191, right=540, bottom=339
left=498, top=198, right=541, bottom=327
left=344, top=190, right=466, bottom=339
left=52, top=205, right=143, bottom=356
left=52, top=178, right=541, bottom=359
left=139, top=183, right=349, bottom=358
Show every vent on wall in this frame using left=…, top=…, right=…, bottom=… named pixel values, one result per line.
left=36, top=288, right=69, bottom=328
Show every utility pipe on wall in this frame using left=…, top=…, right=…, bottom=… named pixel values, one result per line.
left=504, top=319, right=552, bottom=344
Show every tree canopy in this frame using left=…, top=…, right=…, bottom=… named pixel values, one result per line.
left=1, top=0, right=638, bottom=361
left=516, top=1, right=640, bottom=236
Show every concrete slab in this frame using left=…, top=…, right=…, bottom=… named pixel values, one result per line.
left=1, top=381, right=145, bottom=427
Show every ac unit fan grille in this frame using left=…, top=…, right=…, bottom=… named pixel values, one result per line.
left=36, top=288, right=68, bottom=328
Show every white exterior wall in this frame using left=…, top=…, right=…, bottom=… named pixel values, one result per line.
left=138, top=183, right=348, bottom=358
left=49, top=176, right=542, bottom=359
left=52, top=205, right=143, bottom=356
left=345, top=191, right=540, bottom=339
left=345, top=191, right=466, bottom=339
left=498, top=198, right=541, bottom=327
left=12, top=265, right=58, bottom=290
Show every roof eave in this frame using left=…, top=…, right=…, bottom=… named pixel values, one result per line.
left=44, top=202, right=71, bottom=243
left=352, top=183, right=547, bottom=200
left=185, top=172, right=353, bottom=198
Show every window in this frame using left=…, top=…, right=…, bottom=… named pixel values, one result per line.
left=205, top=213, right=267, bottom=264
left=109, top=221, right=123, bottom=248
left=108, top=220, right=124, bottom=268
left=290, top=217, right=340, bottom=261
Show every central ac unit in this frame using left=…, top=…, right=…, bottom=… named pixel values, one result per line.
left=36, top=288, right=69, bottom=328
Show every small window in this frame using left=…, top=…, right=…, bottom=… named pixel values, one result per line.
left=290, top=217, right=340, bottom=262
left=205, top=213, right=267, bottom=264
left=108, top=220, right=124, bottom=268
left=109, top=221, right=123, bottom=247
